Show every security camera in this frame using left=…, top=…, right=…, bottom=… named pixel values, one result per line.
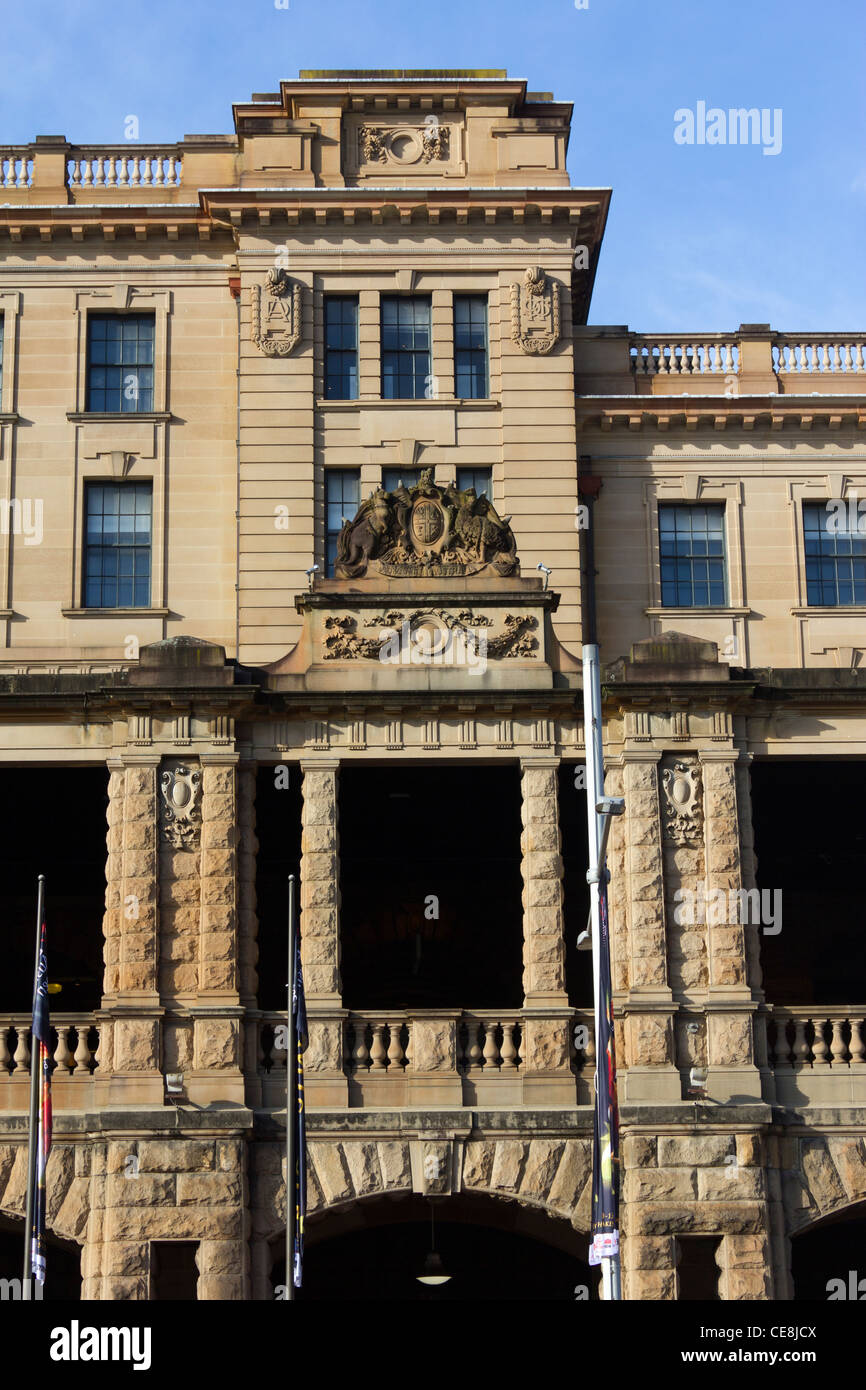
left=305, top=564, right=320, bottom=591
left=596, top=796, right=625, bottom=817
left=536, top=562, right=552, bottom=591
left=688, top=1065, right=708, bottom=1096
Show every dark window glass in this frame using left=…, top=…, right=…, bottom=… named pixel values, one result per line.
left=803, top=501, right=866, bottom=606
left=659, top=504, right=727, bottom=607
left=382, top=469, right=421, bottom=493
left=324, top=296, right=359, bottom=400
left=381, top=297, right=431, bottom=400
left=86, top=314, right=154, bottom=413
left=454, top=295, right=488, bottom=398
left=326, top=470, right=360, bottom=576
left=456, top=467, right=493, bottom=499
left=84, top=482, right=152, bottom=608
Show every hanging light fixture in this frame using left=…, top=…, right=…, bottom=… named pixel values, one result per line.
left=415, top=1201, right=451, bottom=1285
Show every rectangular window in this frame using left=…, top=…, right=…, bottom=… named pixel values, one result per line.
left=382, top=468, right=420, bottom=493
left=659, top=504, right=727, bottom=607
left=324, top=296, right=359, bottom=400
left=381, top=296, right=431, bottom=400
left=454, top=295, right=489, bottom=398
left=803, top=501, right=866, bottom=606
left=150, top=1242, right=199, bottom=1301
left=456, top=467, right=493, bottom=499
left=326, top=469, right=360, bottom=577
left=84, top=482, right=152, bottom=608
left=87, top=313, right=154, bottom=413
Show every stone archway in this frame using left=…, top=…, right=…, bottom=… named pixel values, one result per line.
left=0, top=1142, right=91, bottom=1247
left=790, top=1200, right=866, bottom=1301
left=249, top=1134, right=594, bottom=1300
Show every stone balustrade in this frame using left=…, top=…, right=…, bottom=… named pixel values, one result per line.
left=0, top=1015, right=105, bottom=1108
left=0, top=149, right=33, bottom=188
left=773, top=335, right=866, bottom=375
left=759, top=1006, right=866, bottom=1106
left=67, top=149, right=183, bottom=190
left=255, top=1005, right=592, bottom=1107
left=631, top=336, right=740, bottom=376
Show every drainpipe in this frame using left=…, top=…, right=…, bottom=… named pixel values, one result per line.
left=229, top=274, right=241, bottom=662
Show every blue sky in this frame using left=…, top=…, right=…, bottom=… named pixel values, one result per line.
left=2, top=0, right=864, bottom=331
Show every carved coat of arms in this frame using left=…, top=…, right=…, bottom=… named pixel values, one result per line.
left=160, top=764, right=202, bottom=848
left=334, top=468, right=518, bottom=580
left=251, top=268, right=302, bottom=357
left=511, top=266, right=561, bottom=355
left=661, top=760, right=704, bottom=846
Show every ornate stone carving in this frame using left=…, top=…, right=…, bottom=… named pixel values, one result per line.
left=358, top=122, right=450, bottom=166
left=661, top=758, right=703, bottom=845
left=250, top=268, right=302, bottom=357
left=160, top=763, right=202, bottom=847
left=510, top=266, right=561, bottom=355
left=334, top=468, right=518, bottom=579
left=322, top=617, right=384, bottom=661
left=487, top=614, right=538, bottom=659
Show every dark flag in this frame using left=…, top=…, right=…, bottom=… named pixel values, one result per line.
left=31, top=919, right=53, bottom=1285
left=291, top=931, right=308, bottom=1290
left=589, top=884, right=620, bottom=1268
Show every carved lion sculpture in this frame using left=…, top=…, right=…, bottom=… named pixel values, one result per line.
left=334, top=489, right=391, bottom=579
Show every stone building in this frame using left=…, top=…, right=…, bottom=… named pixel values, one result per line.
left=0, top=70, right=864, bottom=1301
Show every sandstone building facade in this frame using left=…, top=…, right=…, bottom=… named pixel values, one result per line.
left=0, top=70, right=864, bottom=1301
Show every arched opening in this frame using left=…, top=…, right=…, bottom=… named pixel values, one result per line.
left=269, top=1192, right=597, bottom=1301
left=0, top=1213, right=82, bottom=1300
left=791, top=1202, right=866, bottom=1300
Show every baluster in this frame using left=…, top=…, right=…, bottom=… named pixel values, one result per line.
left=74, top=1025, right=94, bottom=1074
left=404, top=1020, right=414, bottom=1071
left=117, top=157, right=128, bottom=187
left=811, top=1018, right=830, bottom=1065
left=128, top=158, right=140, bottom=187
left=140, top=156, right=152, bottom=187
left=104, top=155, right=116, bottom=188
left=93, top=1023, right=104, bottom=1073
left=369, top=1023, right=387, bottom=1070
left=724, top=342, right=735, bottom=374
left=81, top=158, right=92, bottom=188
left=792, top=1018, right=810, bottom=1066
left=849, top=1019, right=866, bottom=1065
left=17, top=157, right=26, bottom=187
left=830, top=1018, right=848, bottom=1066
left=843, top=344, right=853, bottom=372
left=772, top=1014, right=791, bottom=1067
left=482, top=1021, right=501, bottom=1071
left=466, top=1019, right=483, bottom=1072
left=387, top=1021, right=405, bottom=1071
left=855, top=343, right=864, bottom=372
left=68, top=159, right=80, bottom=188
left=350, top=1020, right=369, bottom=1072
left=0, top=1025, right=11, bottom=1074
left=657, top=345, right=669, bottom=375
left=92, top=156, right=104, bottom=187
left=712, top=343, right=722, bottom=373
left=53, top=1025, right=72, bottom=1073
left=165, top=155, right=176, bottom=186
left=500, top=1021, right=518, bottom=1071
left=13, top=1025, right=31, bottom=1073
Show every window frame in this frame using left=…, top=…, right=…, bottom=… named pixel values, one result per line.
left=325, top=469, right=361, bottom=577
left=453, top=294, right=489, bottom=399
left=86, top=312, right=156, bottom=415
left=658, top=502, right=729, bottom=609
left=802, top=499, right=866, bottom=607
left=380, top=295, right=432, bottom=401
left=82, top=480, right=154, bottom=610
left=323, top=295, right=359, bottom=402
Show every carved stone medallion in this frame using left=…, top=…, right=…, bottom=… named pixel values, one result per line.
left=160, top=763, right=202, bottom=848
left=661, top=759, right=704, bottom=846
left=251, top=268, right=302, bottom=357
left=510, top=266, right=561, bottom=355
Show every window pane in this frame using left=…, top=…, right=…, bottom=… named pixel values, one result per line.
left=658, top=504, right=727, bottom=607
left=86, top=314, right=155, bottom=413
left=84, top=483, right=152, bottom=608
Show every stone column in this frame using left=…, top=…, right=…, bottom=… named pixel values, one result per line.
left=519, top=758, right=575, bottom=1104
left=100, top=756, right=163, bottom=1105
left=300, top=760, right=348, bottom=1105
left=701, top=751, right=761, bottom=1101
left=238, top=765, right=261, bottom=1107
left=192, top=757, right=244, bottom=1104
left=620, top=754, right=680, bottom=1102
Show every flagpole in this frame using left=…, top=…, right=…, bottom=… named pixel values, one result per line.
left=286, top=873, right=296, bottom=1302
left=22, top=873, right=45, bottom=1301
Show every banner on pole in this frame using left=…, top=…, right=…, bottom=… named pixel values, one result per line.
left=31, top=919, right=53, bottom=1285
left=589, top=884, right=620, bottom=1269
